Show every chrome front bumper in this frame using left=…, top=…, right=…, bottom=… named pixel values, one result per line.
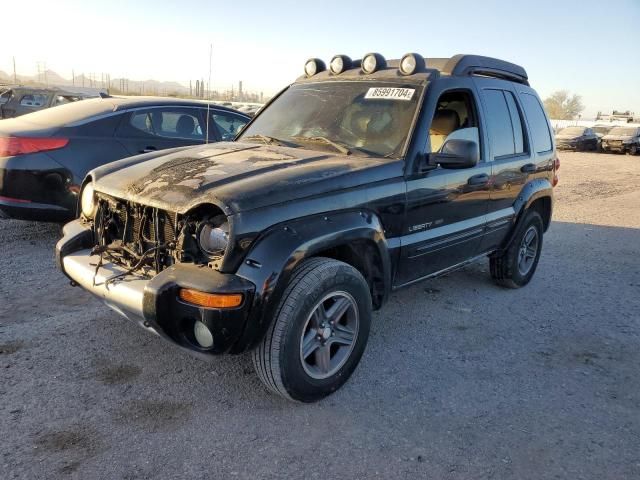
left=63, top=249, right=158, bottom=334
left=57, top=219, right=257, bottom=354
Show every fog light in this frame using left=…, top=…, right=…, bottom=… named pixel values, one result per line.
left=330, top=55, right=352, bottom=74
left=361, top=53, right=386, bottom=74
left=399, top=53, right=425, bottom=75
left=193, top=321, right=214, bottom=348
left=304, top=58, right=326, bottom=77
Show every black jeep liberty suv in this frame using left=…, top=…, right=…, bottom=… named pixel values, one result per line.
left=57, top=53, right=558, bottom=402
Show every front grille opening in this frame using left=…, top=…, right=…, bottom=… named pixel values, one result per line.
left=93, top=197, right=179, bottom=275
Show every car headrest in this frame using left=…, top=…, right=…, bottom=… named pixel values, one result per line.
left=176, top=115, right=195, bottom=136
left=430, top=109, right=461, bottom=136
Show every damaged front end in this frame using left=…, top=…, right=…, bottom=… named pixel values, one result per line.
left=90, top=193, right=228, bottom=283
left=56, top=190, right=255, bottom=355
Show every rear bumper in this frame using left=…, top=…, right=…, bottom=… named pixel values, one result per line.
left=601, top=142, right=626, bottom=152
left=0, top=195, right=73, bottom=222
left=56, top=220, right=256, bottom=355
left=0, top=154, right=76, bottom=222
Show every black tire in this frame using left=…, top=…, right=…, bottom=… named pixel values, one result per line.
left=490, top=210, right=544, bottom=289
left=630, top=145, right=638, bottom=156
left=252, top=257, right=372, bottom=402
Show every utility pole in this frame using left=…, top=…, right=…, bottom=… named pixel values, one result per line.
left=72, top=69, right=75, bottom=86
left=12, top=56, right=17, bottom=83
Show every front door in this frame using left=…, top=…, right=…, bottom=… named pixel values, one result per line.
left=396, top=86, right=490, bottom=287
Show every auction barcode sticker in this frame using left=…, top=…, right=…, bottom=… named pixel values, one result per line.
left=364, top=87, right=415, bottom=101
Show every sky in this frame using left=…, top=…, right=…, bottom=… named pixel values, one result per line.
left=3, top=0, right=639, bottom=118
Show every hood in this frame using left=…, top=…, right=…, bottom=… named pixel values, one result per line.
left=602, top=134, right=633, bottom=141
left=91, top=141, right=400, bottom=214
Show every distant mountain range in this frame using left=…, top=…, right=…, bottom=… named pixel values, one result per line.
left=0, top=69, right=191, bottom=95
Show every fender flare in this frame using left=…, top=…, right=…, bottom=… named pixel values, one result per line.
left=230, top=209, right=392, bottom=352
left=501, top=178, right=554, bottom=252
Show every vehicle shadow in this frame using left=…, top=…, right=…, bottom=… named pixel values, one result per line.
left=3, top=220, right=640, bottom=478
left=83, top=220, right=640, bottom=409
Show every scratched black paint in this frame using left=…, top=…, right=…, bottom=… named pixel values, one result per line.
left=57, top=57, right=556, bottom=355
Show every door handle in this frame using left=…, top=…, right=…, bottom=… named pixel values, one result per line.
left=521, top=163, right=537, bottom=173
left=140, top=146, right=157, bottom=153
left=467, top=173, right=490, bottom=186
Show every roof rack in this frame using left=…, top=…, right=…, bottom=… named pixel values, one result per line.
left=432, top=54, right=529, bottom=86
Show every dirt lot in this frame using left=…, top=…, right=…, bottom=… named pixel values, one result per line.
left=1, top=152, right=639, bottom=479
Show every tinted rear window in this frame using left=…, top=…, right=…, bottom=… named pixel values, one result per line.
left=12, top=98, right=115, bottom=127
left=519, top=93, right=552, bottom=153
left=483, top=89, right=516, bottom=158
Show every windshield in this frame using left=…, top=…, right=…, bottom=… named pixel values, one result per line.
left=608, top=127, right=638, bottom=136
left=239, top=81, right=423, bottom=158
left=13, top=97, right=112, bottom=126
left=558, top=127, right=584, bottom=136
left=593, top=126, right=611, bottom=135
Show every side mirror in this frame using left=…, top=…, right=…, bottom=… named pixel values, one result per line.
left=428, top=139, right=479, bottom=169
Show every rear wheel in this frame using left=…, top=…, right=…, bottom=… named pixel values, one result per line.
left=490, top=210, right=544, bottom=288
left=252, top=257, right=372, bottom=402
left=630, top=145, right=638, bottom=156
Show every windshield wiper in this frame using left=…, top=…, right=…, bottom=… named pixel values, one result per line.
left=292, top=136, right=352, bottom=155
left=242, top=134, right=297, bottom=147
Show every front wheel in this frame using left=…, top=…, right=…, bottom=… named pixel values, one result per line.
left=252, top=257, right=372, bottom=402
left=490, top=210, right=544, bottom=288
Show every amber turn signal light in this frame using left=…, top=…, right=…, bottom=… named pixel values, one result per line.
left=178, top=289, right=243, bottom=309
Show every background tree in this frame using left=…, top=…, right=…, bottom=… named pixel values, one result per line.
left=543, top=90, right=585, bottom=120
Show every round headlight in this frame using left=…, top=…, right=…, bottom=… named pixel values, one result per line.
left=80, top=183, right=96, bottom=218
left=399, top=53, right=424, bottom=75
left=330, top=55, right=352, bottom=75
left=304, top=58, right=326, bottom=77
left=361, top=53, right=386, bottom=74
left=199, top=221, right=229, bottom=256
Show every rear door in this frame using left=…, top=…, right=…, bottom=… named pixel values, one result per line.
left=14, top=92, right=51, bottom=117
left=116, top=106, right=208, bottom=155
left=478, top=81, right=554, bottom=251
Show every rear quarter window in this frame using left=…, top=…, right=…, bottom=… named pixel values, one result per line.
left=519, top=93, right=552, bottom=153
left=20, top=94, right=48, bottom=107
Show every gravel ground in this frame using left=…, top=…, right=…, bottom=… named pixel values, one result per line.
left=1, top=152, right=639, bottom=479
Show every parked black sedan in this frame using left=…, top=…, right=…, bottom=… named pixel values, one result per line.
left=554, top=126, right=598, bottom=151
left=0, top=96, right=250, bottom=221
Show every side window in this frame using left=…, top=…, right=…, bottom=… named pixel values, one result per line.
left=0, top=90, right=12, bottom=105
left=519, top=93, right=552, bottom=153
left=54, top=95, right=80, bottom=106
left=504, top=91, right=526, bottom=154
left=20, top=94, right=47, bottom=107
left=126, top=108, right=205, bottom=140
left=211, top=111, right=248, bottom=141
left=429, top=90, right=479, bottom=154
left=482, top=89, right=516, bottom=159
